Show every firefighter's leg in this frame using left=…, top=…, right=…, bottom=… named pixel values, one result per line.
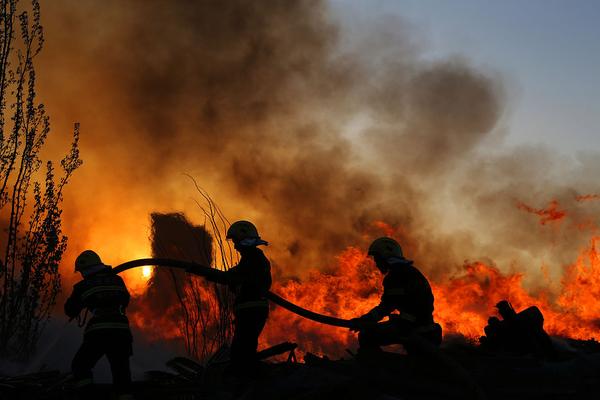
left=405, top=323, right=443, bottom=355
left=358, top=320, right=406, bottom=351
left=230, top=308, right=268, bottom=370
left=229, top=314, right=245, bottom=365
left=418, top=323, right=442, bottom=347
left=71, top=338, right=104, bottom=389
left=105, top=333, right=133, bottom=395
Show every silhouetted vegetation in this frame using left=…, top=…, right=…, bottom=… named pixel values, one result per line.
left=0, top=0, right=81, bottom=359
left=146, top=183, right=235, bottom=360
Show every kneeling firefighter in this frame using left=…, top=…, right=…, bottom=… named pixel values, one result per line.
left=64, top=250, right=133, bottom=395
left=225, top=221, right=272, bottom=374
left=350, top=237, right=442, bottom=354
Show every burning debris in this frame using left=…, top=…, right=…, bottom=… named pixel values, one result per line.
left=516, top=200, right=567, bottom=226
left=575, top=194, right=600, bottom=202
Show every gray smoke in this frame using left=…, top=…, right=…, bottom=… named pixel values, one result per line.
left=35, top=0, right=600, bottom=287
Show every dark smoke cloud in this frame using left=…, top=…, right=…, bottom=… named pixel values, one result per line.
left=36, top=0, right=600, bottom=287
left=132, top=213, right=212, bottom=319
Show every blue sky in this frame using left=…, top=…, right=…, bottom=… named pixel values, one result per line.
left=331, top=0, right=600, bottom=154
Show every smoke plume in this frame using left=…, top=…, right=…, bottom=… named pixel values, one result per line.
left=34, top=0, right=600, bottom=303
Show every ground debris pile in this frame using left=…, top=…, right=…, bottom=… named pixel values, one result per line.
left=2, top=339, right=600, bottom=399
left=480, top=300, right=556, bottom=359
left=0, top=370, right=71, bottom=399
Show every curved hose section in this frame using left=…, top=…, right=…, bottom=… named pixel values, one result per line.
left=264, top=291, right=352, bottom=328
left=113, top=258, right=353, bottom=328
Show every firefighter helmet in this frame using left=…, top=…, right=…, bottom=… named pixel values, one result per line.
left=75, top=250, right=104, bottom=272
left=226, top=220, right=260, bottom=242
left=368, top=237, right=404, bottom=260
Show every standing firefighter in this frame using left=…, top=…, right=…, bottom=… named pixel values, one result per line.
left=350, top=237, right=442, bottom=355
left=64, top=250, right=133, bottom=396
left=225, top=220, right=272, bottom=375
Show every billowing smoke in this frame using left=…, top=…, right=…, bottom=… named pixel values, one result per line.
left=35, top=0, right=600, bottom=301
left=130, top=213, right=212, bottom=333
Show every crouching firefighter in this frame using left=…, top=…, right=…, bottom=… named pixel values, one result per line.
left=349, top=237, right=442, bottom=355
left=224, top=221, right=272, bottom=375
left=64, top=250, right=133, bottom=396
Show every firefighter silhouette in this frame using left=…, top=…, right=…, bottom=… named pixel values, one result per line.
left=64, top=250, right=132, bottom=396
left=225, top=221, right=272, bottom=375
left=350, top=237, right=442, bottom=354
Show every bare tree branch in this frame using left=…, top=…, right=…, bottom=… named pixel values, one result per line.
left=0, top=0, right=81, bottom=359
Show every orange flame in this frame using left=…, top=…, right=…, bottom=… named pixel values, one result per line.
left=261, top=236, right=600, bottom=356
left=516, top=199, right=567, bottom=225
left=575, top=194, right=600, bottom=202
left=123, top=226, right=600, bottom=358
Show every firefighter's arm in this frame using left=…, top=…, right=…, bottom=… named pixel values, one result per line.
left=362, top=299, right=394, bottom=322
left=224, top=265, right=243, bottom=286
left=64, top=287, right=84, bottom=319
left=349, top=298, right=394, bottom=331
left=361, top=276, right=399, bottom=323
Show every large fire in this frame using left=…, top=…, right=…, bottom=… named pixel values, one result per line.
left=121, top=222, right=600, bottom=358
left=261, top=235, right=600, bottom=356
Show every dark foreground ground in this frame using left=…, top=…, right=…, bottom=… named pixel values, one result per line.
left=2, top=338, right=600, bottom=400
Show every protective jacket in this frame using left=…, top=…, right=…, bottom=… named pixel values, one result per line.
left=364, top=262, right=434, bottom=326
left=64, top=266, right=131, bottom=336
left=225, top=246, right=272, bottom=373
left=226, top=246, right=272, bottom=313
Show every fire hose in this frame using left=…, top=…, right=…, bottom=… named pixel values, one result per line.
left=113, top=258, right=354, bottom=329
left=111, top=260, right=483, bottom=398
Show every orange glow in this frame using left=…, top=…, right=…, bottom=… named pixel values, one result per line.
left=371, top=220, right=397, bottom=237
left=127, top=276, right=228, bottom=346
left=128, top=300, right=182, bottom=341
left=120, top=258, right=153, bottom=296
left=60, top=242, right=153, bottom=296
left=118, top=221, right=600, bottom=358
left=516, top=199, right=567, bottom=225
left=142, top=266, right=153, bottom=278
left=575, top=194, right=600, bottom=202
left=259, top=235, right=600, bottom=356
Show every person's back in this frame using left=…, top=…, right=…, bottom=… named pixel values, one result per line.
left=229, top=246, right=272, bottom=306
left=382, top=264, right=434, bottom=325
left=225, top=221, right=272, bottom=377
left=65, top=250, right=133, bottom=397
left=68, top=268, right=130, bottom=334
left=350, top=237, right=442, bottom=355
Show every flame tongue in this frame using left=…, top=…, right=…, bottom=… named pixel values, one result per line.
left=261, top=237, right=600, bottom=356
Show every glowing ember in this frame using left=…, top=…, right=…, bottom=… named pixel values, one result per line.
left=575, top=194, right=600, bottom=202
left=516, top=199, right=567, bottom=225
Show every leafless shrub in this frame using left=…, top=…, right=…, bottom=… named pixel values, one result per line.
left=0, top=0, right=81, bottom=359
left=147, top=181, right=236, bottom=360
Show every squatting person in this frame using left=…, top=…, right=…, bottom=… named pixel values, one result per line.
left=350, top=237, right=442, bottom=355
